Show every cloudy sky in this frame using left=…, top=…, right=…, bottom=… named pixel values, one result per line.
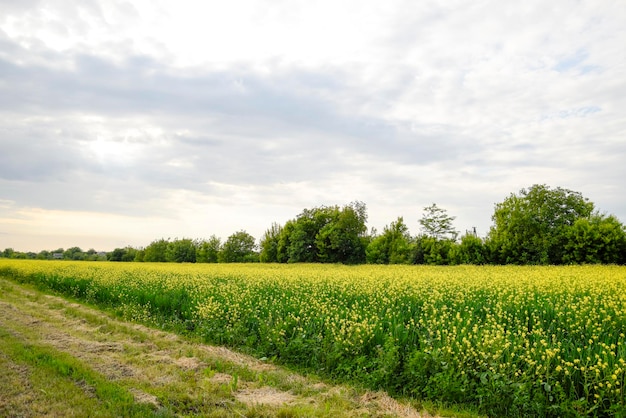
left=1, top=0, right=625, bottom=252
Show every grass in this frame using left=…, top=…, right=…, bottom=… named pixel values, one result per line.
left=0, top=276, right=460, bottom=417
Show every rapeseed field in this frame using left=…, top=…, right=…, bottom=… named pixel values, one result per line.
left=1, top=260, right=624, bottom=417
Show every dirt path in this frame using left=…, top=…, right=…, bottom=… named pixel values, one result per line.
left=0, top=278, right=437, bottom=417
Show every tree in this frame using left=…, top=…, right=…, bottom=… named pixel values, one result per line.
left=450, top=234, right=487, bottom=265
left=166, top=238, right=197, bottom=263
left=36, top=250, right=51, bottom=260
left=267, top=202, right=369, bottom=264
left=219, top=230, right=258, bottom=263
left=366, top=217, right=413, bottom=264
left=143, top=239, right=169, bottom=262
left=259, top=223, right=282, bottom=263
left=316, top=202, right=368, bottom=264
left=64, top=247, right=85, bottom=260
left=109, top=247, right=127, bottom=262
left=419, top=204, right=458, bottom=241
left=287, top=207, right=333, bottom=263
left=414, top=235, right=453, bottom=265
left=1, top=248, right=15, bottom=258
left=487, top=184, right=594, bottom=264
left=562, top=214, right=626, bottom=264
left=109, top=246, right=138, bottom=262
left=197, top=235, right=221, bottom=263
left=276, top=220, right=295, bottom=263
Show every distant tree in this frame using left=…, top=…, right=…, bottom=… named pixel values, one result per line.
left=414, top=235, right=454, bottom=265
left=64, top=247, right=85, bottom=260
left=165, top=238, right=196, bottom=263
left=143, top=239, right=169, bottom=262
left=134, top=249, right=145, bottom=262
left=259, top=223, right=282, bottom=263
left=1, top=248, right=15, bottom=258
left=121, top=247, right=138, bottom=262
left=276, top=220, right=295, bottom=263
left=366, top=217, right=413, bottom=264
left=487, top=184, right=594, bottom=264
left=316, top=202, right=368, bottom=264
left=449, top=234, right=487, bottom=265
left=219, top=231, right=258, bottom=263
left=36, top=250, right=51, bottom=260
left=287, top=207, right=332, bottom=262
left=419, top=204, right=458, bottom=241
left=562, top=213, right=626, bottom=264
left=197, top=235, right=221, bottom=263
left=109, top=247, right=127, bottom=262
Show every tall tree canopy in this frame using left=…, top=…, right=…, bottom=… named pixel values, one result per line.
left=366, top=217, right=413, bottom=264
left=261, top=202, right=368, bottom=264
left=419, top=203, right=458, bottom=240
left=219, top=230, right=257, bottom=263
left=488, top=184, right=595, bottom=264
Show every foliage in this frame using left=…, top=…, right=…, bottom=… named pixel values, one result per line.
left=488, top=184, right=595, bottom=264
left=449, top=234, right=488, bottom=265
left=143, top=239, right=169, bottom=263
left=3, top=185, right=625, bottom=266
left=259, top=223, right=283, bottom=263
left=109, top=247, right=138, bottom=262
left=419, top=203, right=458, bottom=240
left=414, top=235, right=454, bottom=265
left=165, top=238, right=196, bottom=263
left=263, top=202, right=369, bottom=264
left=2, top=260, right=625, bottom=417
left=366, top=217, right=413, bottom=264
left=315, top=201, right=368, bottom=264
left=219, top=230, right=258, bottom=263
left=196, top=235, right=221, bottom=263
left=563, top=213, right=626, bottom=264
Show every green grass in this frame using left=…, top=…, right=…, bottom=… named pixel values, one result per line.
left=0, top=275, right=456, bottom=418
left=0, top=327, right=159, bottom=417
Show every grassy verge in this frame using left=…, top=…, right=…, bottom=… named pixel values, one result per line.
left=0, top=277, right=475, bottom=417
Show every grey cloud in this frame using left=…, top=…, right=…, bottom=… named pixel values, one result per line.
left=2, top=1, right=624, bottom=233
left=0, top=34, right=470, bottom=191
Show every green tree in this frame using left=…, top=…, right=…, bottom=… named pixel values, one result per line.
left=287, top=207, right=333, bottom=262
left=143, top=239, right=169, bottom=262
left=488, top=184, right=594, bottom=264
left=366, top=217, right=413, bottom=264
left=197, top=235, right=221, bottom=263
left=563, top=213, right=626, bottom=264
left=165, top=238, right=197, bottom=263
left=414, top=235, right=453, bottom=265
left=276, top=220, right=295, bottom=263
left=259, top=223, right=282, bottom=263
left=1, top=248, right=15, bottom=258
left=419, top=204, right=458, bottom=240
left=316, top=202, right=368, bottom=264
left=449, top=234, right=487, bottom=265
left=109, top=247, right=127, bottom=262
left=122, top=247, right=138, bottom=262
left=36, top=250, right=51, bottom=260
left=64, top=247, right=85, bottom=260
left=219, top=230, right=258, bottom=263
left=134, top=249, right=145, bottom=262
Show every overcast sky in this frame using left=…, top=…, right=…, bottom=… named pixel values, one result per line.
left=1, top=0, right=625, bottom=252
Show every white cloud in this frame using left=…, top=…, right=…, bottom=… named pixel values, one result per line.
left=1, top=0, right=625, bottom=251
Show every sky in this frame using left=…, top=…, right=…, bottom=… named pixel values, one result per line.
left=1, top=0, right=625, bottom=252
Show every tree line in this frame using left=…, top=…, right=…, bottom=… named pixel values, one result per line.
left=3, top=184, right=626, bottom=265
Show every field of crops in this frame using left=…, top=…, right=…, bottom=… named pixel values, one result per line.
left=1, top=260, right=624, bottom=417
